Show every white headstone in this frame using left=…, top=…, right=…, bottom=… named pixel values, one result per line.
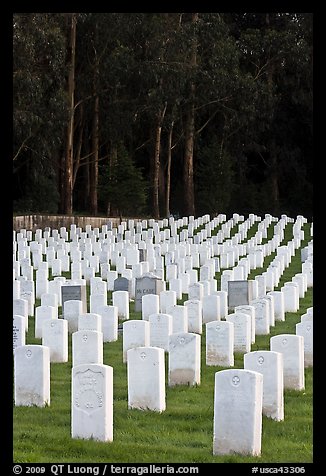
left=214, top=291, right=228, bottom=319
left=225, top=312, right=251, bottom=353
left=90, top=278, right=107, bottom=296
left=159, top=290, right=177, bottom=314
left=51, top=258, right=62, bottom=277
left=296, top=321, right=313, bottom=367
left=13, top=298, right=28, bottom=331
left=149, top=313, right=172, bottom=352
left=281, top=284, right=298, bottom=312
left=202, top=294, right=221, bottom=324
left=78, top=313, right=102, bottom=333
left=72, top=330, right=103, bottom=367
left=169, top=278, right=182, bottom=300
left=142, top=294, right=159, bottom=321
left=42, top=318, right=68, bottom=362
left=14, top=345, right=50, bottom=407
left=168, top=332, right=200, bottom=386
left=263, top=295, right=275, bottom=327
left=72, top=363, right=113, bottom=441
left=90, top=294, right=107, bottom=314
left=170, top=305, right=188, bottom=333
left=300, top=312, right=312, bottom=323
left=306, top=306, right=313, bottom=316
left=292, top=273, right=306, bottom=298
left=206, top=321, right=234, bottom=367
left=35, top=305, right=56, bottom=339
left=13, top=280, right=20, bottom=299
left=184, top=299, right=202, bottom=334
left=64, top=300, right=83, bottom=333
left=267, top=291, right=285, bottom=322
left=127, top=347, right=165, bottom=412
left=123, top=320, right=150, bottom=363
left=255, top=275, right=266, bottom=298
left=97, top=305, right=118, bottom=342
left=234, top=305, right=256, bottom=344
left=20, top=280, right=35, bottom=316
left=270, top=334, right=305, bottom=390
left=36, top=278, right=49, bottom=299
left=213, top=369, right=263, bottom=456
left=112, top=290, right=129, bottom=321
left=41, top=293, right=58, bottom=317
left=251, top=299, right=270, bottom=335
left=244, top=351, right=284, bottom=421
left=248, top=279, right=258, bottom=302
left=107, top=271, right=118, bottom=291
left=188, top=282, right=204, bottom=301
left=13, top=315, right=25, bottom=351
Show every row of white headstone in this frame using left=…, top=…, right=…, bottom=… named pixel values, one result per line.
left=12, top=289, right=313, bottom=370
left=13, top=214, right=312, bottom=331
left=13, top=213, right=313, bottom=456
left=13, top=313, right=312, bottom=453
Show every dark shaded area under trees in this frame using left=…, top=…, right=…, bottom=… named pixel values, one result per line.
left=13, top=12, right=313, bottom=220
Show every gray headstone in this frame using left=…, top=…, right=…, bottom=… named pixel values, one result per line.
left=113, top=277, right=131, bottom=294
left=139, top=249, right=148, bottom=262
left=61, top=284, right=87, bottom=313
left=301, top=247, right=309, bottom=263
left=228, top=280, right=251, bottom=310
left=135, top=275, right=164, bottom=312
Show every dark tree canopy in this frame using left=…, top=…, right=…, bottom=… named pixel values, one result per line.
left=13, top=12, right=313, bottom=219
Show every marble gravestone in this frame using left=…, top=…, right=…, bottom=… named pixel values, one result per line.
left=72, top=330, right=103, bottom=367
left=13, top=315, right=25, bottom=351
left=61, top=283, right=87, bottom=314
left=228, top=281, right=251, bottom=310
left=244, top=350, right=284, bottom=421
left=127, top=347, right=165, bottom=412
left=42, top=318, right=68, bottom=363
left=72, top=363, right=113, bottom=442
left=14, top=345, right=50, bottom=407
left=168, top=332, right=200, bottom=387
left=213, top=369, right=263, bottom=456
left=135, top=275, right=164, bottom=312
left=206, top=321, right=234, bottom=367
left=149, top=313, right=172, bottom=352
left=122, top=320, right=150, bottom=363
left=113, top=277, right=131, bottom=294
left=270, top=334, right=305, bottom=391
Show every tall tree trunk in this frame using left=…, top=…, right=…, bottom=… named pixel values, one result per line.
left=183, top=100, right=196, bottom=216
left=165, top=121, right=174, bottom=217
left=183, top=12, right=198, bottom=217
left=107, top=143, right=117, bottom=216
left=89, top=21, right=99, bottom=216
left=159, top=157, right=166, bottom=215
left=84, top=143, right=90, bottom=211
left=58, top=152, right=66, bottom=213
left=266, top=13, right=279, bottom=215
left=90, top=93, right=99, bottom=215
left=73, top=103, right=84, bottom=189
left=270, top=144, right=280, bottom=215
left=152, top=104, right=167, bottom=219
left=64, top=13, right=76, bottom=215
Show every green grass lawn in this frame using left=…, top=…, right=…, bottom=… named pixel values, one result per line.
left=13, top=221, right=313, bottom=463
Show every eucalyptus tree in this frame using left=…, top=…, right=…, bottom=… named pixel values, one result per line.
left=13, top=13, right=66, bottom=212
left=226, top=12, right=313, bottom=216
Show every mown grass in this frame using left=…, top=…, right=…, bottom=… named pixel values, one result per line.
left=13, top=220, right=313, bottom=463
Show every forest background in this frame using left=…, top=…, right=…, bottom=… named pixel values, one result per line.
left=13, top=13, right=313, bottom=220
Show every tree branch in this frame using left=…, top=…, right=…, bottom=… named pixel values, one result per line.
left=196, top=108, right=219, bottom=135
left=13, top=134, right=33, bottom=161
